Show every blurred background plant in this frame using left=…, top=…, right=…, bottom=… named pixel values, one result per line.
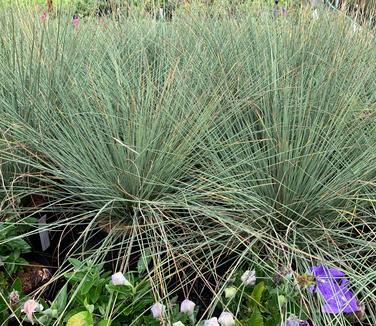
left=1, top=0, right=374, bottom=24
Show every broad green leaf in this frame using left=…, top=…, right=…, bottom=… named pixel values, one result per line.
left=11, top=277, right=22, bottom=292
left=68, top=258, right=83, bottom=270
left=80, top=279, right=94, bottom=295
left=249, top=281, right=265, bottom=308
left=89, top=285, right=102, bottom=303
left=247, top=308, right=264, bottom=326
left=63, top=307, right=88, bottom=323
left=66, top=311, right=94, bottom=326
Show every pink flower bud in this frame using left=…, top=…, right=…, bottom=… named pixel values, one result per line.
left=22, top=299, right=43, bottom=324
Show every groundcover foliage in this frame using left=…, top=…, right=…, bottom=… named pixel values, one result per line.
left=0, top=4, right=375, bottom=325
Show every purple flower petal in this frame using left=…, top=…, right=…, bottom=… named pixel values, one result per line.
left=277, top=315, right=308, bottom=326
left=306, top=284, right=315, bottom=293
left=322, top=301, right=342, bottom=314
left=277, top=320, right=299, bottom=326
left=310, top=265, right=345, bottom=279
left=310, top=265, right=358, bottom=314
left=340, top=286, right=358, bottom=313
left=299, top=322, right=310, bottom=326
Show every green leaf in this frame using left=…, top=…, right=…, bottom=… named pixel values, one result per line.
left=11, top=277, right=22, bottom=292
left=68, top=258, right=84, bottom=270
left=98, top=305, right=106, bottom=316
left=98, top=320, right=111, bottom=326
left=63, top=307, right=88, bottom=322
left=42, top=308, right=59, bottom=318
left=53, top=284, right=68, bottom=314
left=247, top=308, right=264, bottom=326
left=249, top=281, right=265, bottom=309
left=88, top=285, right=102, bottom=304
left=66, top=311, right=94, bottom=326
left=105, top=284, right=132, bottom=298
left=84, top=298, right=95, bottom=314
left=80, top=279, right=94, bottom=296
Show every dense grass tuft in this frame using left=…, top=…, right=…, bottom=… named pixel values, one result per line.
left=0, top=4, right=375, bottom=325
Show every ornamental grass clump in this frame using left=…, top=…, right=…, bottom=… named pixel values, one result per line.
left=0, top=4, right=375, bottom=325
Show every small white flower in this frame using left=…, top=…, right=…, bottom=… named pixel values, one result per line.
left=241, top=270, right=256, bottom=286
left=151, top=302, right=165, bottom=320
left=111, top=272, right=126, bottom=285
left=204, top=317, right=220, bottom=326
left=180, top=298, right=196, bottom=315
left=224, top=286, right=237, bottom=299
left=21, top=299, right=43, bottom=325
left=9, top=290, right=20, bottom=305
left=111, top=272, right=132, bottom=287
left=173, top=322, right=185, bottom=326
left=218, top=312, right=235, bottom=326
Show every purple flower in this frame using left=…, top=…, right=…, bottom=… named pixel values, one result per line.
left=309, top=265, right=358, bottom=314
left=277, top=315, right=309, bottom=326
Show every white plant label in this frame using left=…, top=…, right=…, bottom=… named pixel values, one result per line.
left=38, top=215, right=50, bottom=251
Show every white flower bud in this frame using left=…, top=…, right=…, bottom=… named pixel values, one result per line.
left=218, top=311, right=235, bottom=326
left=173, top=322, right=185, bottom=326
left=111, top=272, right=126, bottom=285
left=111, top=272, right=132, bottom=287
left=204, top=317, right=220, bottom=326
left=224, top=286, right=237, bottom=299
left=151, top=302, right=165, bottom=320
left=180, top=298, right=196, bottom=315
left=241, top=270, right=256, bottom=286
